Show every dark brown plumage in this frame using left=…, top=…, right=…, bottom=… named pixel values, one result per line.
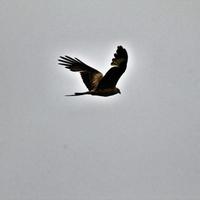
left=58, top=46, right=128, bottom=97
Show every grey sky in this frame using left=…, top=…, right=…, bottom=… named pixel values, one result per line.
left=0, top=0, right=200, bottom=199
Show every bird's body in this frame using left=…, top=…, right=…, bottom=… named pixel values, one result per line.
left=70, top=88, right=120, bottom=97
left=58, top=46, right=128, bottom=97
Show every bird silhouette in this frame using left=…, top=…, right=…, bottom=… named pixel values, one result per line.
left=58, top=46, right=128, bottom=97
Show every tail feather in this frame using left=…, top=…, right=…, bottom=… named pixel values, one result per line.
left=65, top=91, right=90, bottom=96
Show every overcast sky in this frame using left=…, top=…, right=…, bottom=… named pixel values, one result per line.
left=1, top=0, right=200, bottom=199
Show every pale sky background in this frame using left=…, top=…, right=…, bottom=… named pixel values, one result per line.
left=0, top=0, right=200, bottom=199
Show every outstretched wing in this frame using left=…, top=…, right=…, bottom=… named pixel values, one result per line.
left=97, top=46, right=128, bottom=89
left=58, top=55, right=103, bottom=90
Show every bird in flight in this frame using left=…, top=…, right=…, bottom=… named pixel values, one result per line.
left=58, top=46, right=128, bottom=97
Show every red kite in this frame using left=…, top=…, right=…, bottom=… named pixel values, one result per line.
left=58, top=46, right=128, bottom=97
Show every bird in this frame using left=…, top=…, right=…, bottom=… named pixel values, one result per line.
left=58, top=46, right=128, bottom=97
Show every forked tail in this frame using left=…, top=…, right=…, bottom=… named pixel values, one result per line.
left=65, top=91, right=91, bottom=96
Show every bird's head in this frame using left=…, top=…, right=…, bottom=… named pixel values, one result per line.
left=116, top=88, right=121, bottom=94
